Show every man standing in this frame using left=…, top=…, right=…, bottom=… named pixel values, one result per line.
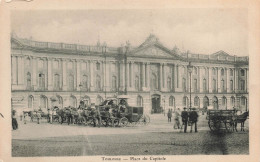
left=189, top=108, right=199, bottom=132
left=181, top=107, right=188, bottom=133
left=167, top=109, right=172, bottom=122
left=174, top=108, right=180, bottom=129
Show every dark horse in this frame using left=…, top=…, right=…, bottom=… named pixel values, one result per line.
left=233, top=111, right=249, bottom=132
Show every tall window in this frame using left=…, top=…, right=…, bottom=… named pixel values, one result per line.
left=96, top=75, right=101, bottom=91
left=68, top=75, right=74, bottom=91
left=182, top=96, right=188, bottom=107
left=241, top=97, right=246, bottom=106
left=151, top=74, right=158, bottom=90
left=230, top=96, right=235, bottom=107
left=96, top=62, right=100, bottom=70
left=54, top=74, right=60, bottom=90
left=222, top=96, right=227, bottom=109
left=240, top=69, right=245, bottom=76
left=193, top=79, right=197, bottom=92
left=82, top=75, right=88, bottom=90
left=221, top=69, right=225, bottom=76
left=40, top=95, right=47, bottom=109
left=135, top=76, right=139, bottom=90
left=182, top=78, right=186, bottom=92
left=230, top=80, right=233, bottom=91
left=167, top=77, right=171, bottom=90
left=203, top=79, right=207, bottom=92
left=240, top=80, right=245, bottom=90
left=194, top=97, right=199, bottom=107
left=169, top=96, right=174, bottom=107
left=212, top=79, right=216, bottom=92
left=112, top=76, right=117, bottom=91
left=38, top=73, right=45, bottom=90
left=194, top=67, right=197, bottom=74
left=221, top=79, right=225, bottom=92
left=27, top=72, right=31, bottom=90
left=53, top=60, right=59, bottom=69
left=212, top=68, right=216, bottom=75
left=137, top=96, right=143, bottom=106
left=28, top=95, right=33, bottom=108
left=230, top=69, right=233, bottom=76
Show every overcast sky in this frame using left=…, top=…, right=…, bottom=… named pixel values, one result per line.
left=11, top=9, right=248, bottom=56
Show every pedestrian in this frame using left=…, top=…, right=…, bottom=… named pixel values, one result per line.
left=12, top=110, right=18, bottom=130
left=24, top=113, right=29, bottom=124
left=181, top=107, right=188, bottom=133
left=47, top=108, right=50, bottom=123
left=37, top=111, right=41, bottom=124
left=189, top=108, right=199, bottom=133
left=167, top=109, right=172, bottom=122
left=49, top=108, right=53, bottom=124
left=173, top=108, right=180, bottom=129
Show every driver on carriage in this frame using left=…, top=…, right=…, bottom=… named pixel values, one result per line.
left=119, top=99, right=127, bottom=113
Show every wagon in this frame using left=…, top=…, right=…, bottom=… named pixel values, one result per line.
left=206, top=109, right=235, bottom=132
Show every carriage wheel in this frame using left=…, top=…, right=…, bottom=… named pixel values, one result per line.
left=119, top=117, right=128, bottom=127
left=113, top=118, right=120, bottom=127
left=208, top=120, right=221, bottom=131
left=139, top=115, right=150, bottom=125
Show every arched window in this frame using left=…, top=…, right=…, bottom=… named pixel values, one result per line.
left=182, top=78, right=186, bottom=92
left=182, top=96, right=188, bottom=107
left=240, top=80, right=245, bottom=90
left=222, top=96, right=227, bottom=109
left=203, top=96, right=209, bottom=108
left=203, top=78, right=207, bottom=92
left=230, top=69, right=233, bottom=76
left=221, top=69, right=225, bottom=76
left=135, top=76, right=139, bottom=90
left=230, top=96, right=235, bottom=107
left=194, top=96, right=200, bottom=107
left=240, top=69, right=245, bottom=76
left=212, top=68, right=216, bottom=75
left=193, top=79, right=197, bottom=92
left=27, top=72, right=31, bottom=90
left=96, top=75, right=101, bottom=91
left=96, top=96, right=103, bottom=105
left=137, top=95, right=143, bottom=106
left=69, top=95, right=77, bottom=107
left=241, top=96, right=246, bottom=106
left=54, top=74, right=60, bottom=90
left=112, top=76, right=117, bottom=91
left=96, top=62, right=100, bottom=70
left=212, top=96, right=218, bottom=109
left=221, top=79, right=225, bottom=92
left=167, top=77, right=171, bottom=90
left=193, top=67, right=197, bottom=74
left=68, top=75, right=74, bottom=91
left=57, top=95, right=63, bottom=108
left=82, top=75, right=88, bottom=90
left=169, top=96, right=175, bottom=107
left=40, top=95, right=48, bottom=109
left=28, top=95, right=33, bottom=108
left=230, top=80, right=234, bottom=91
left=38, top=73, right=45, bottom=90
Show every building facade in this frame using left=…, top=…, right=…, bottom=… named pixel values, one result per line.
left=11, top=34, right=249, bottom=113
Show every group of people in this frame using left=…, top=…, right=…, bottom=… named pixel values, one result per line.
left=167, top=107, right=199, bottom=133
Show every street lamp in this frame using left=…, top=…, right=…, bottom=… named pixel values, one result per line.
left=79, top=83, right=82, bottom=100
left=187, top=62, right=193, bottom=109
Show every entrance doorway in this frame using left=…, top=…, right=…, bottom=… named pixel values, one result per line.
left=151, top=94, right=161, bottom=113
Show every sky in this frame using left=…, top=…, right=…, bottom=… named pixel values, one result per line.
left=11, top=9, right=248, bottom=56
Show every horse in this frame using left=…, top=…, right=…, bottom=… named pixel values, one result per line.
left=233, top=111, right=249, bottom=132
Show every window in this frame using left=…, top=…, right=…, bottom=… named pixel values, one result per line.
left=96, top=62, right=100, bottom=70
left=241, top=97, right=246, bottom=106
left=230, top=80, right=233, bottom=91
left=182, top=96, right=188, bottom=107
left=169, top=96, right=174, bottom=107
left=193, top=79, right=197, bottom=92
left=230, top=69, right=233, bottom=76
left=167, top=77, right=171, bottom=90
left=194, top=67, right=197, bottom=74
left=240, top=69, right=245, bottom=76
left=82, top=75, right=88, bottom=90
left=221, top=69, right=224, bottom=76
left=221, top=79, right=225, bottom=92
left=54, top=74, right=60, bottom=90
left=112, top=76, right=117, bottom=90
left=230, top=96, right=235, bottom=107
left=38, top=73, right=45, bottom=90
left=27, top=72, right=31, bottom=90
left=28, top=95, right=33, bottom=108
left=222, top=97, right=227, bottom=108
left=96, top=75, right=101, bottom=91
left=194, top=97, right=199, bottom=107
left=135, top=76, right=139, bottom=90
left=68, top=75, right=74, bottom=91
left=151, top=74, right=158, bottom=90
left=53, top=60, right=59, bottom=69
left=240, top=80, right=245, bottom=90
left=182, top=78, right=186, bottom=92
left=40, top=95, right=47, bottom=109
left=212, top=68, right=216, bottom=75
left=137, top=96, right=143, bottom=106
left=212, top=79, right=216, bottom=92
left=38, top=59, right=44, bottom=69
left=203, top=79, right=207, bottom=92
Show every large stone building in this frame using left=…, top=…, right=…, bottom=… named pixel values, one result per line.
left=11, top=34, right=249, bottom=113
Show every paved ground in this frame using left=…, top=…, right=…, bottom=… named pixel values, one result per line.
left=12, top=113, right=249, bottom=156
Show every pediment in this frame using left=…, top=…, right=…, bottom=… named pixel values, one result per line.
left=211, top=50, right=231, bottom=57
left=130, top=44, right=180, bottom=59
left=11, top=38, right=24, bottom=49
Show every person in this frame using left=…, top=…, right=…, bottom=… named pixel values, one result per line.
left=174, top=108, right=180, bottom=129
left=24, top=112, right=29, bottom=124
left=12, top=110, right=18, bottom=130
left=189, top=108, right=199, bottom=133
left=167, top=109, right=172, bottom=122
left=181, top=107, right=189, bottom=133
left=36, top=110, right=41, bottom=124
left=49, top=108, right=53, bottom=124
left=47, top=108, right=50, bottom=123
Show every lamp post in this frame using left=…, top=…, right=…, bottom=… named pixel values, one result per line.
left=187, top=62, right=193, bottom=109
left=79, top=83, right=82, bottom=100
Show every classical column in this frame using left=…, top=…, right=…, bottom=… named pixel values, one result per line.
left=106, top=61, right=110, bottom=90
left=164, top=64, right=167, bottom=89
left=17, top=56, right=24, bottom=85
left=147, top=62, right=150, bottom=90
left=76, top=60, right=81, bottom=91
left=102, top=61, right=106, bottom=90
left=227, top=68, right=230, bottom=92
left=47, top=58, right=53, bottom=90
left=160, top=63, right=163, bottom=90
left=142, top=62, right=146, bottom=90
left=245, top=68, right=248, bottom=93
left=131, top=62, right=134, bottom=88
left=62, top=59, right=67, bottom=90
left=235, top=68, right=239, bottom=92
left=33, top=57, right=37, bottom=87
left=199, top=67, right=203, bottom=92
left=174, top=65, right=178, bottom=89
left=11, top=56, right=17, bottom=85
left=217, top=67, right=221, bottom=93
left=90, top=60, right=95, bottom=91
left=126, top=61, right=129, bottom=89
left=208, top=67, right=212, bottom=93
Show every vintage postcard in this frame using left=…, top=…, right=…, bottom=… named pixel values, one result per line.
left=0, top=0, right=260, bottom=162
